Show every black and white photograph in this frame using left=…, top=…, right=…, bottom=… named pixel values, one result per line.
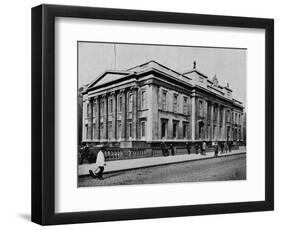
left=29, top=3, right=274, bottom=226
left=77, top=42, right=247, bottom=187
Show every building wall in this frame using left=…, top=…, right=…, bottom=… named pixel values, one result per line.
left=82, top=74, right=245, bottom=145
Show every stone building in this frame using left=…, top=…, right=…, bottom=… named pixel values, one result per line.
left=81, top=60, right=245, bottom=148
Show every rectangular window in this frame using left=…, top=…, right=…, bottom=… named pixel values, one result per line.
left=85, top=124, right=89, bottom=139
left=108, top=98, right=113, bottom=114
left=108, top=122, right=112, bottom=139
left=128, top=94, right=133, bottom=112
left=128, top=122, right=132, bottom=138
left=227, top=110, right=230, bottom=122
left=183, top=97, right=188, bottom=115
left=118, top=96, right=122, bottom=112
left=173, top=121, right=178, bottom=138
left=94, top=101, right=97, bottom=114
left=161, top=119, right=167, bottom=138
left=141, top=121, right=146, bottom=137
left=214, top=105, right=217, bottom=120
left=100, top=123, right=104, bottom=139
left=100, top=100, right=105, bottom=116
left=92, top=102, right=96, bottom=117
left=183, top=123, right=188, bottom=138
left=162, top=90, right=167, bottom=111
left=87, top=103, right=90, bottom=117
left=93, top=124, right=96, bottom=139
left=220, top=108, right=223, bottom=123
left=117, top=120, right=121, bottom=139
left=141, top=91, right=147, bottom=109
left=199, top=100, right=203, bottom=117
left=173, top=94, right=178, bottom=113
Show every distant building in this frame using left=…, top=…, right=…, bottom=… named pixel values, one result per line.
left=81, top=60, right=245, bottom=147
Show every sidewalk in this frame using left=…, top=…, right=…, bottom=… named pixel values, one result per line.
left=78, top=147, right=246, bottom=176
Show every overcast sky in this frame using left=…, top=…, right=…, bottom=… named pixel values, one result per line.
left=78, top=42, right=246, bottom=106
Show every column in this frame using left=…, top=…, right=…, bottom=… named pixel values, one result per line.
left=230, top=109, right=234, bottom=141
left=132, top=86, right=139, bottom=140
left=222, top=107, right=226, bottom=140
left=191, top=91, right=196, bottom=141
left=210, top=102, right=214, bottom=141
left=88, top=99, right=93, bottom=140
left=121, top=89, right=127, bottom=140
left=111, top=91, right=117, bottom=140
left=204, top=100, right=208, bottom=140
left=103, top=94, right=108, bottom=140
left=217, top=104, right=220, bottom=140
left=94, top=96, right=100, bottom=140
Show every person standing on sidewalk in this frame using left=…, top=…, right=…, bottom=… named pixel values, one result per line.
left=195, top=144, right=199, bottom=154
left=228, top=141, right=232, bottom=152
left=170, top=144, right=175, bottom=156
left=201, top=141, right=207, bottom=155
left=220, top=142, right=224, bottom=154
left=161, top=142, right=169, bottom=156
left=224, top=141, right=228, bottom=153
left=185, top=142, right=191, bottom=154
left=214, top=142, right=219, bottom=157
left=89, top=145, right=106, bottom=180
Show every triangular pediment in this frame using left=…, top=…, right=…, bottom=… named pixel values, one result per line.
left=87, top=71, right=132, bottom=89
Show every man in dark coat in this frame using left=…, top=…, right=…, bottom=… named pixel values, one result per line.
left=195, top=144, right=199, bottom=154
left=228, top=141, right=232, bottom=152
left=185, top=142, right=191, bottom=154
left=160, top=142, right=169, bottom=156
left=214, top=142, right=219, bottom=157
left=170, top=144, right=175, bottom=156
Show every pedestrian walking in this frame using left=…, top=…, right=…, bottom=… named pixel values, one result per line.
left=170, top=144, right=175, bottom=156
left=202, top=141, right=207, bottom=155
left=161, top=142, right=169, bottom=156
left=185, top=142, right=191, bottom=154
left=89, top=145, right=106, bottom=180
left=195, top=144, right=199, bottom=154
left=220, top=142, right=224, bottom=154
left=214, top=142, right=219, bottom=157
left=228, top=141, right=232, bottom=152
left=224, top=141, right=228, bottom=153
left=79, top=143, right=90, bottom=164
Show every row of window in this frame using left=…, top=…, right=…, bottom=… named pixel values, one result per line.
left=198, top=123, right=242, bottom=140
left=86, top=91, right=147, bottom=117
left=205, top=101, right=242, bottom=125
left=161, top=90, right=189, bottom=115
left=85, top=120, right=146, bottom=140
left=161, top=119, right=189, bottom=139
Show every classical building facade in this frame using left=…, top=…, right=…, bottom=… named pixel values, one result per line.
left=81, top=60, right=245, bottom=147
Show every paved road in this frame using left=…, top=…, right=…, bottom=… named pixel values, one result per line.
left=78, top=154, right=246, bottom=187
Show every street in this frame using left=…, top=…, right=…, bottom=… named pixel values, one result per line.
left=78, top=153, right=246, bottom=187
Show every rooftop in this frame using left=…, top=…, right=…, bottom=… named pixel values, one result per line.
left=85, top=60, right=243, bottom=106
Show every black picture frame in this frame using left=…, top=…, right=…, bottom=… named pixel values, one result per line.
left=31, top=4, right=274, bottom=225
